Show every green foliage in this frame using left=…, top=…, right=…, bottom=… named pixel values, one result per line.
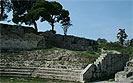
left=26, top=0, right=72, bottom=32
left=1, top=0, right=71, bottom=32
left=117, top=29, right=128, bottom=45
left=78, top=51, right=98, bottom=58
left=97, top=38, right=108, bottom=50
left=98, top=40, right=133, bottom=57
left=97, top=38, right=107, bottom=44
left=77, top=51, right=99, bottom=63
left=0, top=0, right=12, bottom=21
left=130, top=39, right=133, bottom=46
left=60, top=9, right=72, bottom=36
left=11, top=0, right=38, bottom=32
left=11, top=0, right=36, bottom=23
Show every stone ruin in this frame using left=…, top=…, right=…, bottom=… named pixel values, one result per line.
left=40, top=31, right=98, bottom=51
left=115, top=58, right=133, bottom=83
left=0, top=23, right=131, bottom=82
left=0, top=23, right=97, bottom=51
left=0, top=52, right=129, bottom=82
left=81, top=52, right=129, bottom=82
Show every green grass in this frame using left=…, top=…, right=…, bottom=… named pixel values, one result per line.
left=79, top=51, right=98, bottom=58
left=76, top=51, right=99, bottom=64
left=99, top=42, right=133, bottom=57
left=0, top=76, right=79, bottom=83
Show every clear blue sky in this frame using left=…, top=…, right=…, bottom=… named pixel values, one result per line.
left=1, top=0, right=132, bottom=41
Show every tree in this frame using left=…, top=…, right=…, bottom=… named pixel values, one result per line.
left=47, top=1, right=63, bottom=31
left=97, top=38, right=107, bottom=44
left=26, top=0, right=71, bottom=33
left=130, top=39, right=133, bottom=46
left=11, top=0, right=38, bottom=32
left=117, top=29, right=128, bottom=45
left=60, top=10, right=72, bottom=36
left=25, top=0, right=51, bottom=32
left=62, top=23, right=72, bottom=36
left=0, top=0, right=12, bottom=21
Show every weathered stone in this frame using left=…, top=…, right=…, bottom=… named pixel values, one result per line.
left=41, top=32, right=98, bottom=51
left=93, top=53, right=129, bottom=80
left=115, top=59, right=133, bottom=82
left=0, top=23, right=98, bottom=51
left=0, top=23, right=45, bottom=50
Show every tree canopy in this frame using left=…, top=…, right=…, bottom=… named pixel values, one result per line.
left=117, top=29, right=128, bottom=45
left=11, top=0, right=38, bottom=32
left=26, top=0, right=72, bottom=32
left=1, top=0, right=72, bottom=33
left=0, top=0, right=11, bottom=21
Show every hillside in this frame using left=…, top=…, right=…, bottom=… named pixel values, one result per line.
left=0, top=48, right=99, bottom=70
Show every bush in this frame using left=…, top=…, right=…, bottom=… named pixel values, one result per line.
left=98, top=41, right=133, bottom=57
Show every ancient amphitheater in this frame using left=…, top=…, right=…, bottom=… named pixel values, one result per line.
left=0, top=23, right=132, bottom=83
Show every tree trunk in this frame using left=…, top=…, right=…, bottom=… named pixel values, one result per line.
left=0, top=0, right=4, bottom=18
left=51, top=22, right=55, bottom=34
left=51, top=23, right=54, bottom=31
left=33, top=20, right=38, bottom=33
left=120, top=38, right=124, bottom=46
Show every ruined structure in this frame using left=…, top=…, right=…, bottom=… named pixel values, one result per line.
left=0, top=23, right=130, bottom=82
left=81, top=53, right=129, bottom=82
left=0, top=53, right=129, bottom=82
left=0, top=23, right=97, bottom=51
left=0, top=23, right=45, bottom=50
left=115, top=59, right=133, bottom=83
left=40, top=32, right=98, bottom=51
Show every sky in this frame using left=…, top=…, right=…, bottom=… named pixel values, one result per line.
left=0, top=0, right=132, bottom=42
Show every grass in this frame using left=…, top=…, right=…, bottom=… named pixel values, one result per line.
left=79, top=51, right=98, bottom=58
left=0, top=76, right=79, bottom=83
left=76, top=51, right=99, bottom=64
left=99, top=42, right=133, bottom=57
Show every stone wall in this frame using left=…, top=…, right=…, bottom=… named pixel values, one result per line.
left=0, top=23, right=45, bottom=50
left=94, top=54, right=129, bottom=78
left=0, top=23, right=98, bottom=51
left=80, top=64, right=95, bottom=82
left=81, top=53, right=129, bottom=82
left=41, top=32, right=98, bottom=51
left=115, top=59, right=133, bottom=83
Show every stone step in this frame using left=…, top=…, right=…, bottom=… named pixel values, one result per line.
left=38, top=70, right=81, bottom=76
left=0, top=66, right=36, bottom=70
left=115, top=71, right=133, bottom=81
left=0, top=74, right=31, bottom=77
left=0, top=68, right=34, bottom=72
left=0, top=66, right=34, bottom=77
left=39, top=68, right=82, bottom=73
left=124, top=67, right=133, bottom=72
left=0, top=66, right=82, bottom=82
left=38, top=73, right=80, bottom=81
left=0, top=71, right=32, bottom=74
left=0, top=71, right=32, bottom=76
